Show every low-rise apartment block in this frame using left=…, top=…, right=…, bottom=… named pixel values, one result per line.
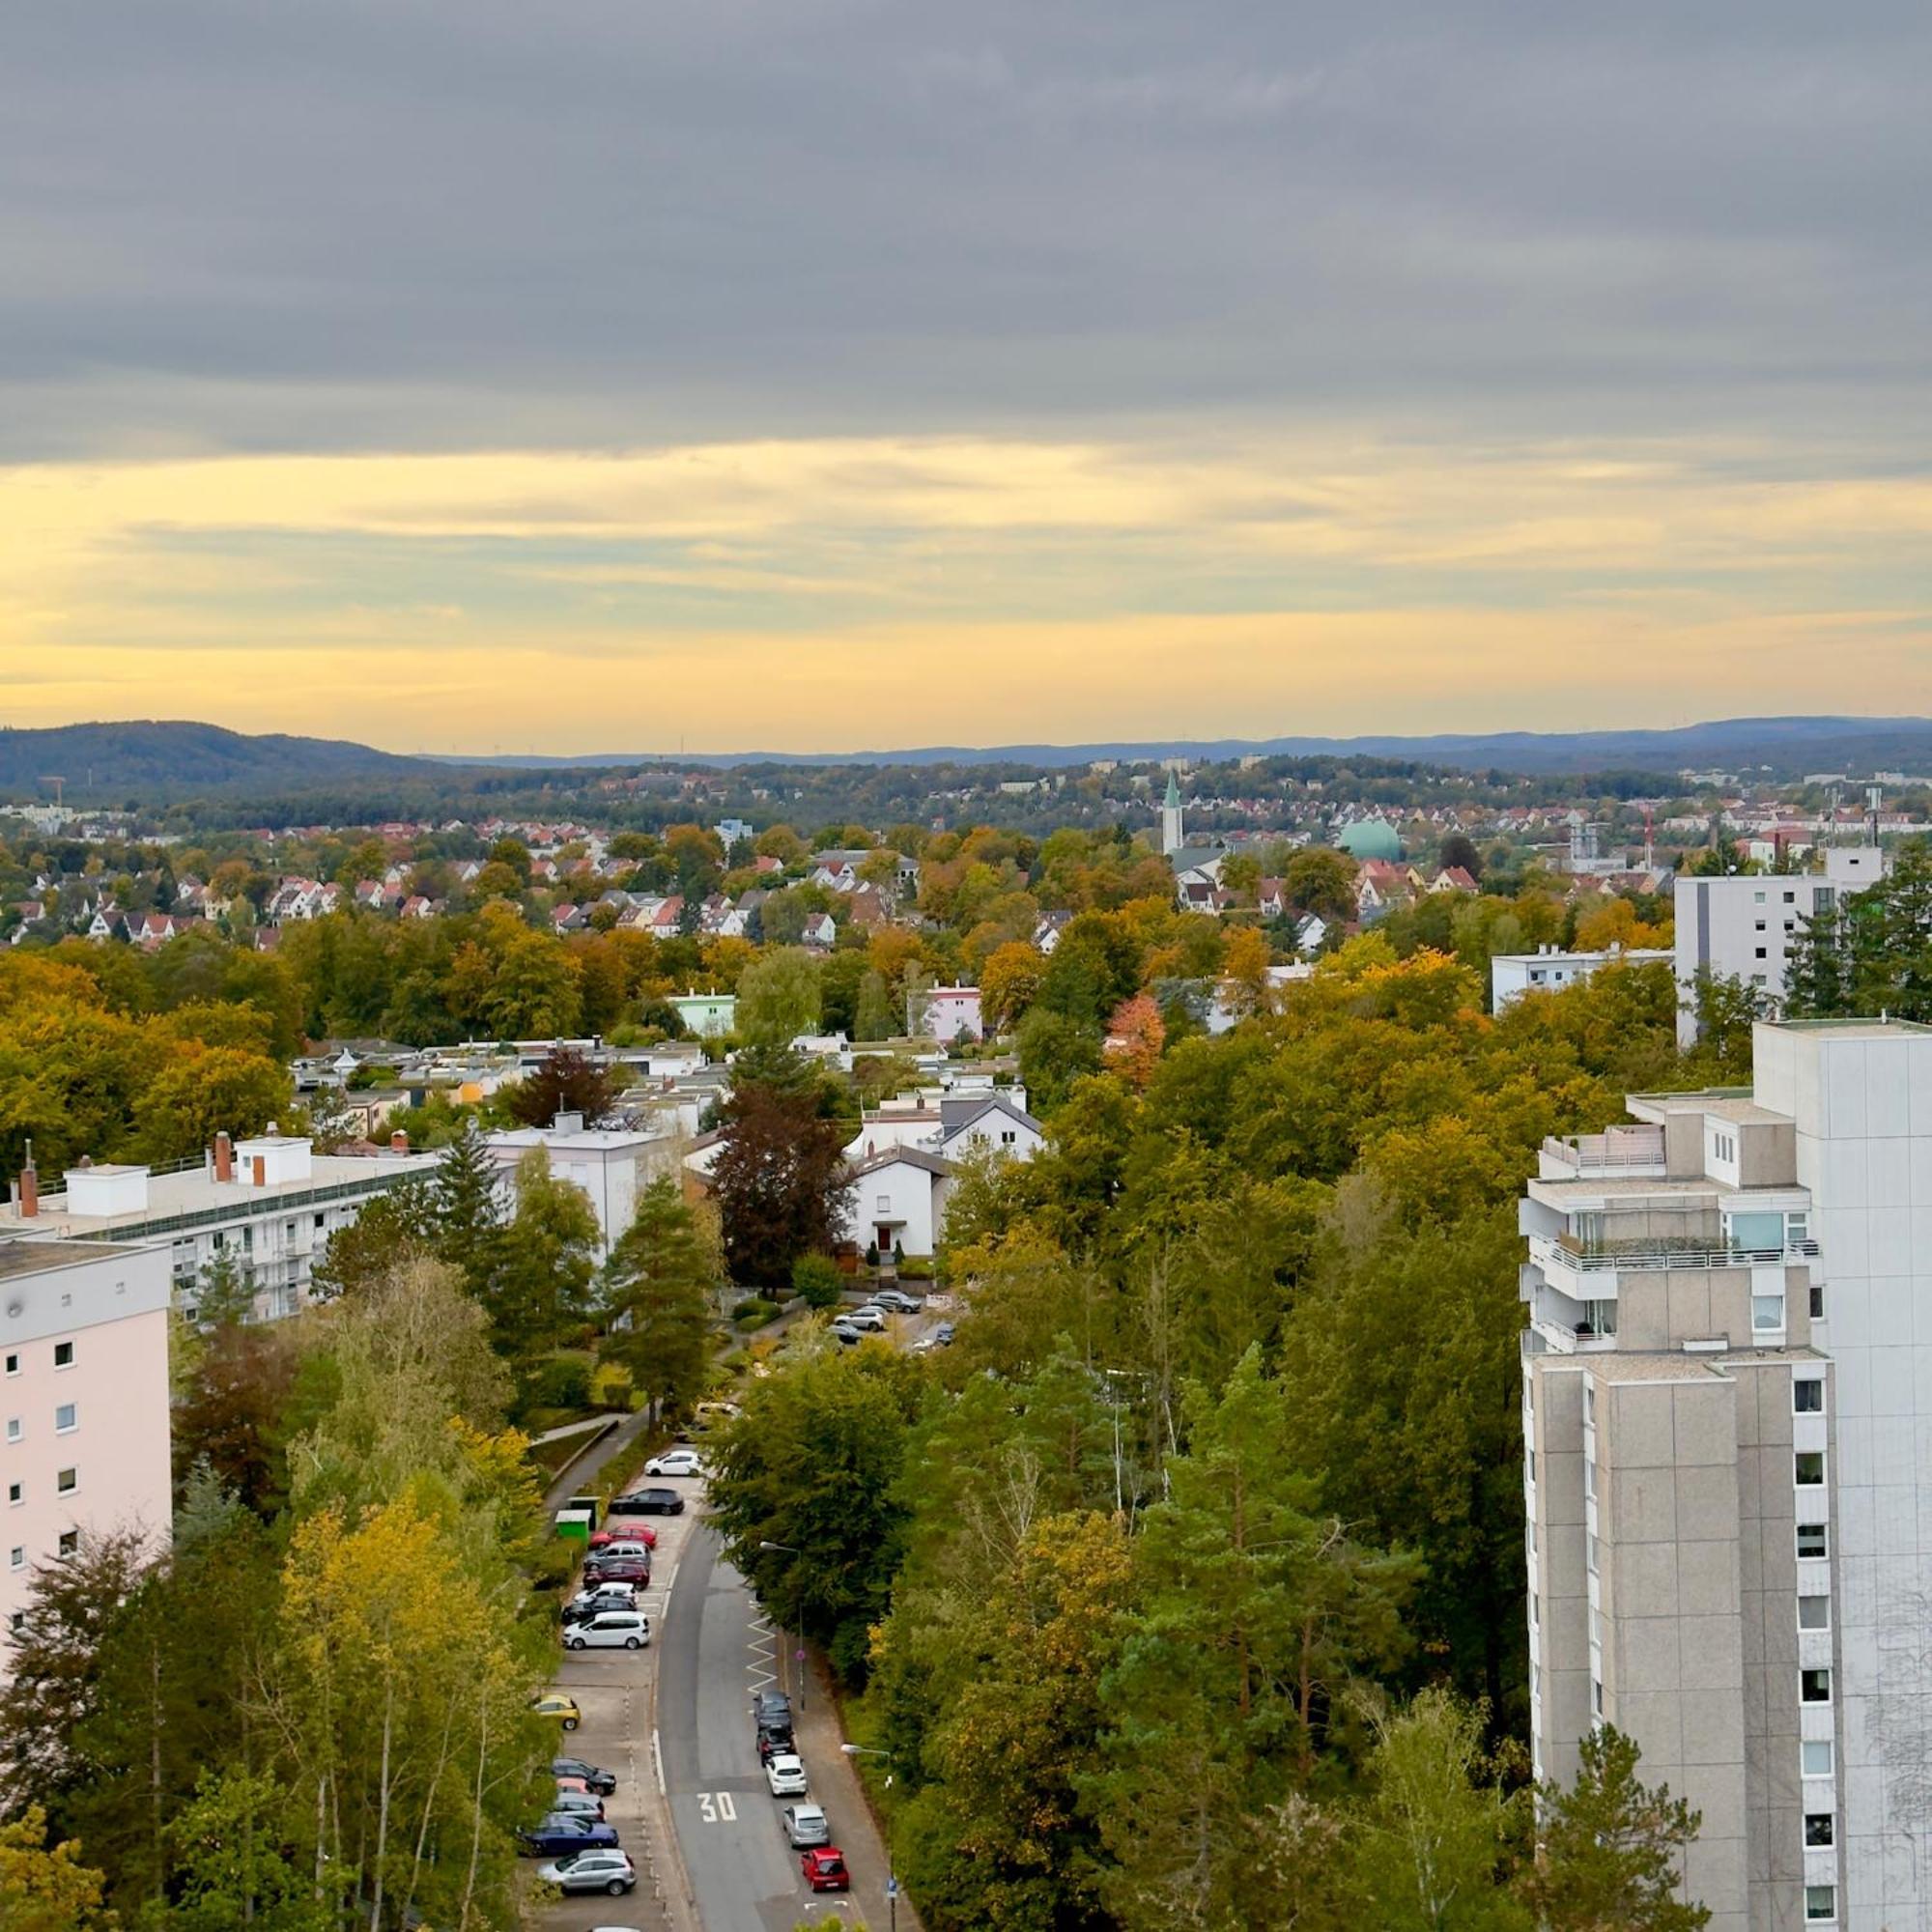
left=0, top=1129, right=441, bottom=1320
left=1521, top=1017, right=1932, bottom=1930
left=1492, top=943, right=1672, bottom=1010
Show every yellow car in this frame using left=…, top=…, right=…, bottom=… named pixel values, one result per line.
left=531, top=1693, right=582, bottom=1732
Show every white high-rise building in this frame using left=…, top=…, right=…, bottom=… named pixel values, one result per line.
left=1521, top=1016, right=1932, bottom=1930
left=1674, top=848, right=1888, bottom=1045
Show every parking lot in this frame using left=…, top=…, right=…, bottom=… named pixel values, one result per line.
left=537, top=1479, right=703, bottom=1932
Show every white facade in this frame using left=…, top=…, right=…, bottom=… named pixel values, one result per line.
left=919, top=987, right=983, bottom=1043
left=669, top=993, right=738, bottom=1038
left=842, top=1151, right=953, bottom=1258
left=484, top=1122, right=683, bottom=1258
left=0, top=1135, right=442, bottom=1321
left=1675, top=849, right=1888, bottom=1045
left=0, top=1239, right=173, bottom=1639
left=1491, top=945, right=1672, bottom=1010
left=844, top=1091, right=1043, bottom=1165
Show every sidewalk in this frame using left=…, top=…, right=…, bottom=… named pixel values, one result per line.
left=792, top=1650, right=921, bottom=1932
left=542, top=1406, right=654, bottom=1511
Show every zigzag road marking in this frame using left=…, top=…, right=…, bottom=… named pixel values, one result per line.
left=746, top=1610, right=778, bottom=1692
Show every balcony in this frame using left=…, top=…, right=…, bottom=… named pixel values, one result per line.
left=1527, top=1281, right=1618, bottom=1354
left=1529, top=1230, right=1817, bottom=1284
left=1540, top=1125, right=1667, bottom=1179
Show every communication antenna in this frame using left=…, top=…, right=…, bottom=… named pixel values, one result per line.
left=39, top=776, right=63, bottom=806
left=1867, top=784, right=1883, bottom=846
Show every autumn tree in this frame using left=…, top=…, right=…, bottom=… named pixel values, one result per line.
left=504, top=1043, right=617, bottom=1127
left=979, top=941, right=1046, bottom=1036
left=0, top=1806, right=114, bottom=1931
left=711, top=1072, right=852, bottom=1289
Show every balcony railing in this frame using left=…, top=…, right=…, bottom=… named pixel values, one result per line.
left=1540, top=1125, right=1667, bottom=1177
left=1531, top=1231, right=1818, bottom=1276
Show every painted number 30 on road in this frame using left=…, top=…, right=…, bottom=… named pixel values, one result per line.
left=696, top=1792, right=738, bottom=1823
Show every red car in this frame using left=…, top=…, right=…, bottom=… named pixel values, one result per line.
left=801, top=1848, right=850, bottom=1892
left=587, top=1524, right=657, bottom=1549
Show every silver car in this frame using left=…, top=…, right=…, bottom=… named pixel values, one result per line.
left=535, top=1848, right=637, bottom=1896
left=781, top=1804, right=831, bottom=1847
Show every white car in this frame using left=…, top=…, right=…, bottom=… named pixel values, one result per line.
left=841, top=1308, right=887, bottom=1333
left=645, top=1449, right=705, bottom=1478
left=764, top=1751, right=809, bottom=1798
left=563, top=1610, right=651, bottom=1651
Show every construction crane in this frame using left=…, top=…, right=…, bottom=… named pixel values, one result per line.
left=39, top=776, right=63, bottom=806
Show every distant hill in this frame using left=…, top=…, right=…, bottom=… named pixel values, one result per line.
left=446, top=716, right=1932, bottom=780
left=0, top=721, right=443, bottom=797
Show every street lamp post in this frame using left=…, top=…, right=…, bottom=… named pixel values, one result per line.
left=757, top=1540, right=804, bottom=1708
left=841, top=1745, right=899, bottom=1932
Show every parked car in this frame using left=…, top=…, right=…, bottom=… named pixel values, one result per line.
left=590, top=1540, right=655, bottom=1565
left=757, top=1729, right=794, bottom=1765
left=521, top=1814, right=619, bottom=1857
left=871, top=1289, right=923, bottom=1314
left=841, top=1308, right=887, bottom=1332
left=587, top=1522, right=657, bottom=1549
left=610, top=1487, right=685, bottom=1517
left=535, top=1848, right=637, bottom=1896
left=801, top=1847, right=850, bottom=1892
left=933, top=1321, right=955, bottom=1346
left=781, top=1804, right=831, bottom=1848
left=582, top=1558, right=651, bottom=1586
left=531, top=1694, right=582, bottom=1731
left=547, top=1788, right=605, bottom=1819
left=753, top=1690, right=793, bottom=1731
left=764, top=1751, right=809, bottom=1797
left=688, top=1401, right=740, bottom=1433
left=563, top=1610, right=651, bottom=1651
left=564, top=1585, right=639, bottom=1623
left=644, top=1449, right=705, bottom=1478
left=551, top=1756, right=617, bottom=1796
left=830, top=1322, right=863, bottom=1347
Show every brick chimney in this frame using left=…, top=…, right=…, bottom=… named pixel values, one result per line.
left=390, top=1129, right=410, bottom=1153
left=18, top=1142, right=37, bottom=1219
left=213, top=1131, right=233, bottom=1182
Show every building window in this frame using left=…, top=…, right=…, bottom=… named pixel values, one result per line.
left=55, top=1468, right=75, bottom=1496
left=1800, top=1595, right=1831, bottom=1631
left=1526, top=1449, right=1536, bottom=1484
left=1592, top=1678, right=1604, bottom=1717
left=1753, top=1294, right=1785, bottom=1333
left=1810, top=1282, right=1826, bottom=1320
left=1796, top=1452, right=1826, bottom=1487
left=1583, top=1382, right=1595, bottom=1423
left=52, top=1342, right=73, bottom=1370
left=5, top=1483, right=18, bottom=1506
left=3, top=1420, right=16, bottom=1445
left=6, top=1548, right=19, bottom=1571
left=2, top=1353, right=15, bottom=1377
left=57, top=1531, right=77, bottom=1557
left=1587, top=1534, right=1600, bottom=1576
left=1804, top=1884, right=1836, bottom=1921
left=1804, top=1813, right=1834, bottom=1847
left=1783, top=891, right=1797, bottom=904
left=1798, top=1523, right=1829, bottom=1560
left=7, top=1611, right=21, bottom=1634
left=1754, top=947, right=1767, bottom=960
left=314, top=1212, right=326, bottom=1229
left=1584, top=1458, right=1596, bottom=1500
left=1795, top=1378, right=1824, bottom=1413
left=54, top=1404, right=75, bottom=1435
left=1802, top=1740, right=1834, bottom=1776
left=1801, top=1667, right=1832, bottom=1704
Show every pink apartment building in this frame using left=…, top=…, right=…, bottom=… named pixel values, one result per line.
left=0, top=1238, right=173, bottom=1638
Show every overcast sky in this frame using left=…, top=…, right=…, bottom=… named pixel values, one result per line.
left=4, top=0, right=1929, bottom=751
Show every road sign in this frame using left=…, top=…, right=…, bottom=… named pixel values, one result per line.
left=796, top=1647, right=807, bottom=1661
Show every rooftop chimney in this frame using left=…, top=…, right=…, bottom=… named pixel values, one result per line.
left=19, top=1142, right=37, bottom=1219
left=213, top=1131, right=233, bottom=1182
left=390, top=1129, right=410, bottom=1153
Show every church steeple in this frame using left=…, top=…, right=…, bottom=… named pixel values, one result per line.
left=1161, top=770, right=1184, bottom=857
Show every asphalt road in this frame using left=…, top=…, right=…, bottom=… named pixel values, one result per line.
left=659, top=1522, right=858, bottom=1931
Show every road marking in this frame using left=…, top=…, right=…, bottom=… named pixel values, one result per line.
left=696, top=1790, right=738, bottom=1823
left=652, top=1726, right=665, bottom=1797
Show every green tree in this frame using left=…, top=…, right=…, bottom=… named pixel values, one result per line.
left=191, top=1247, right=256, bottom=1330
left=478, top=1151, right=599, bottom=1365
left=791, top=1252, right=843, bottom=1309
left=854, top=969, right=895, bottom=1042
left=165, top=1768, right=327, bottom=1931
left=737, top=947, right=824, bottom=1048
left=1016, top=1006, right=1103, bottom=1116
left=1516, top=1726, right=1707, bottom=1931
left=433, top=1121, right=503, bottom=1287
left=1340, top=1690, right=1528, bottom=1932
left=1283, top=847, right=1359, bottom=923
left=0, top=1805, right=114, bottom=1930
left=600, top=1179, right=717, bottom=1420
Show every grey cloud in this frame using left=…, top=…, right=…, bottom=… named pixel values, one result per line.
left=1, top=0, right=1928, bottom=457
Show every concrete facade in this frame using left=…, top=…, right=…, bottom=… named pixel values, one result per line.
left=1674, top=849, right=1887, bottom=1046
left=0, top=1240, right=173, bottom=1638
left=1492, top=943, right=1673, bottom=1010
left=1523, top=1017, right=1932, bottom=1930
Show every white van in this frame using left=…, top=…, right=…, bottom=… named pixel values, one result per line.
left=563, top=1610, right=651, bottom=1651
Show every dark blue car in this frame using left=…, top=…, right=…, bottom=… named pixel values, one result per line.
left=521, top=1813, right=620, bottom=1857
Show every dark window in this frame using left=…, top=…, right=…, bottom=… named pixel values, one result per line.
left=1801, top=1667, right=1832, bottom=1704
left=1804, top=1813, right=1834, bottom=1848
left=1810, top=1283, right=1826, bottom=1320
left=1798, top=1523, right=1829, bottom=1560
left=1795, top=1378, right=1824, bottom=1413
left=1796, top=1452, right=1826, bottom=1486
left=52, top=1342, right=72, bottom=1369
